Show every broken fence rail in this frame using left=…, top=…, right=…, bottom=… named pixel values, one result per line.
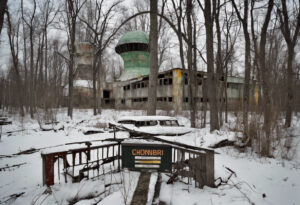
left=41, top=142, right=121, bottom=186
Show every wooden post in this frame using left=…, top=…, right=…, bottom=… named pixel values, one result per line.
left=113, top=127, right=116, bottom=139
left=42, top=154, right=55, bottom=186
left=118, top=143, right=121, bottom=171
left=205, top=150, right=215, bottom=187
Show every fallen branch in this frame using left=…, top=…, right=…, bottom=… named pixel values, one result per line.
left=215, top=166, right=236, bottom=188
left=209, top=139, right=235, bottom=148
left=104, top=182, right=122, bottom=188
left=230, top=179, right=255, bottom=205
left=0, top=192, right=25, bottom=204
left=0, top=163, right=27, bottom=172
left=167, top=172, right=178, bottom=184
left=14, top=148, right=39, bottom=155
left=83, top=130, right=104, bottom=135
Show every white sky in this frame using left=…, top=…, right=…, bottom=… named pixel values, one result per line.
left=0, top=0, right=299, bottom=78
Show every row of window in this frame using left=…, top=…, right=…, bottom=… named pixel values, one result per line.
left=123, top=77, right=231, bottom=92
left=183, top=97, right=226, bottom=103
left=120, top=97, right=227, bottom=104
left=123, top=78, right=204, bottom=91
left=120, top=97, right=173, bottom=104
left=123, top=78, right=173, bottom=91
left=184, top=78, right=203, bottom=85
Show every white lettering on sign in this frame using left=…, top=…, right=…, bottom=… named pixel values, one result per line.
left=135, top=164, right=160, bottom=168
left=135, top=156, right=161, bottom=160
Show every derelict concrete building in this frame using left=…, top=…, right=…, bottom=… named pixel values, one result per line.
left=63, top=42, right=94, bottom=107
left=100, top=30, right=256, bottom=112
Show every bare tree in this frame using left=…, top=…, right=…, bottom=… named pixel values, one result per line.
left=186, top=0, right=196, bottom=127
left=0, top=0, right=7, bottom=38
left=277, top=0, right=300, bottom=127
left=200, top=0, right=220, bottom=131
left=38, top=0, right=59, bottom=88
left=21, top=0, right=37, bottom=118
left=6, top=10, right=24, bottom=116
left=147, top=0, right=159, bottom=115
left=252, top=0, right=274, bottom=156
left=231, top=0, right=251, bottom=139
left=219, top=4, right=240, bottom=123
left=80, top=0, right=121, bottom=115
left=65, top=0, right=86, bottom=118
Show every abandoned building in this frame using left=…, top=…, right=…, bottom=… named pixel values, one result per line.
left=69, top=30, right=257, bottom=111
left=62, top=42, right=94, bottom=107
left=101, top=30, right=257, bottom=111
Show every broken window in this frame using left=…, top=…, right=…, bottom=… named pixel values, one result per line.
left=164, top=78, right=168, bottom=85
left=103, top=90, right=110, bottom=98
left=184, top=78, right=188, bottom=85
left=159, top=79, right=163, bottom=85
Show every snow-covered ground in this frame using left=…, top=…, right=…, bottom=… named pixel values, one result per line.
left=0, top=109, right=299, bottom=204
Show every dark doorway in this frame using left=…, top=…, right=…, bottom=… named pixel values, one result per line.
left=103, top=90, right=110, bottom=98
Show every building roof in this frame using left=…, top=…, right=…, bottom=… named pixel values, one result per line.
left=117, top=30, right=149, bottom=46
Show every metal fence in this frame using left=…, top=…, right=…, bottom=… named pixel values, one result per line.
left=171, top=146, right=214, bottom=188
left=42, top=139, right=214, bottom=188
left=41, top=142, right=121, bottom=186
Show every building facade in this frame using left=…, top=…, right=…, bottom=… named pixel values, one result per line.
left=100, top=30, right=257, bottom=111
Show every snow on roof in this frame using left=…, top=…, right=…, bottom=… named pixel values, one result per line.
left=122, top=138, right=168, bottom=145
left=118, top=115, right=177, bottom=122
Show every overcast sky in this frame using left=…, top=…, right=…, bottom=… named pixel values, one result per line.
left=1, top=0, right=298, bottom=78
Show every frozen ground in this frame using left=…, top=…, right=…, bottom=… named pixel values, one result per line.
left=0, top=109, right=299, bottom=205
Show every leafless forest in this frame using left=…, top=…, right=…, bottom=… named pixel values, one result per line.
left=0, top=0, right=299, bottom=157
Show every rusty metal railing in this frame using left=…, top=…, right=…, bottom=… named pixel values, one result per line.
left=41, top=142, right=121, bottom=186
left=41, top=138, right=214, bottom=189
left=171, top=146, right=214, bottom=188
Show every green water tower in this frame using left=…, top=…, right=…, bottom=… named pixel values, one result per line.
left=115, top=30, right=150, bottom=81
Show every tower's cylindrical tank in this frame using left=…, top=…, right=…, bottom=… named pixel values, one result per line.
left=75, top=42, right=93, bottom=80
left=115, top=30, right=149, bottom=81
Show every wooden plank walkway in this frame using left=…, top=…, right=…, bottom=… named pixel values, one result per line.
left=130, top=172, right=152, bottom=205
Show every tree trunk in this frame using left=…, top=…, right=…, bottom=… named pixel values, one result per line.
left=243, top=30, right=251, bottom=141
left=204, top=0, right=219, bottom=131
left=6, top=11, right=24, bottom=116
left=187, top=0, right=196, bottom=128
left=277, top=0, right=300, bottom=126
left=29, top=27, right=34, bottom=118
left=147, top=0, right=158, bottom=115
left=98, top=55, right=103, bottom=114
left=0, top=0, right=7, bottom=37
left=214, top=0, right=224, bottom=127
left=257, top=0, right=274, bottom=156
left=68, top=26, right=75, bottom=119
left=285, top=47, right=294, bottom=127
left=232, top=0, right=251, bottom=140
